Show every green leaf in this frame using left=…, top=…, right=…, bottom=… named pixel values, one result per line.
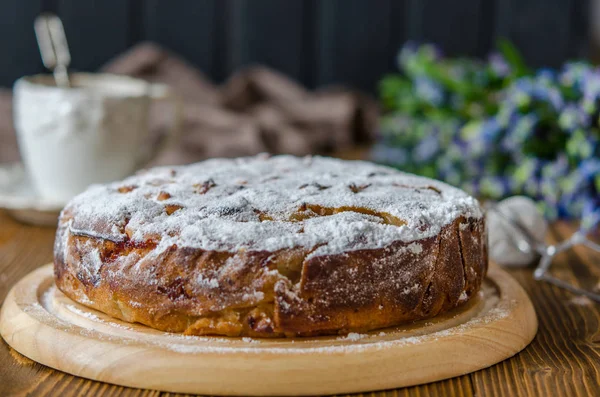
left=497, top=38, right=530, bottom=77
left=420, top=62, right=475, bottom=95
left=379, top=75, right=408, bottom=110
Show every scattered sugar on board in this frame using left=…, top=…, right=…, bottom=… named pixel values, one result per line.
left=41, top=284, right=55, bottom=309
left=569, top=295, right=594, bottom=306
left=41, top=285, right=135, bottom=332
left=36, top=281, right=508, bottom=355
left=65, top=304, right=102, bottom=321
left=339, top=332, right=366, bottom=341
left=156, top=304, right=511, bottom=355
left=64, top=304, right=134, bottom=331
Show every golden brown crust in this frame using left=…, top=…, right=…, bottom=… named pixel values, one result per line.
left=53, top=155, right=487, bottom=337
left=54, top=215, right=487, bottom=337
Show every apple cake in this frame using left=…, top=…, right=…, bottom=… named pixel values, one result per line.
left=54, top=154, right=487, bottom=337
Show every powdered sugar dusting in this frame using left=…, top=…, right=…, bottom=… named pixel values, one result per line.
left=407, top=243, right=423, bottom=255
left=64, top=303, right=134, bottom=331
left=41, top=284, right=56, bottom=310
left=340, top=332, right=366, bottom=341
left=155, top=299, right=511, bottom=355
left=197, top=274, right=220, bottom=289
left=42, top=278, right=512, bottom=356
left=569, top=295, right=594, bottom=306
left=63, top=155, right=482, bottom=258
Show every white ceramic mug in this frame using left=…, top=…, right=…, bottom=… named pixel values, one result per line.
left=13, top=73, right=181, bottom=202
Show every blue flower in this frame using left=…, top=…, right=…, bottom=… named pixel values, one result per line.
left=371, top=144, right=409, bottom=166
left=413, top=132, right=441, bottom=163
left=414, top=77, right=445, bottom=106
left=560, top=62, right=590, bottom=86
left=398, top=42, right=442, bottom=76
left=481, top=118, right=503, bottom=141
left=581, top=195, right=600, bottom=231
left=536, top=68, right=556, bottom=85
left=374, top=42, right=600, bottom=223
left=397, top=41, right=419, bottom=69
left=512, top=157, right=542, bottom=187
left=579, top=158, right=600, bottom=181
left=488, top=53, right=511, bottom=77
left=581, top=69, right=600, bottom=113
left=505, top=76, right=564, bottom=111
left=559, top=104, right=590, bottom=132
left=501, top=113, right=538, bottom=151
left=479, top=176, right=511, bottom=199
left=460, top=179, right=480, bottom=196
left=566, top=129, right=598, bottom=161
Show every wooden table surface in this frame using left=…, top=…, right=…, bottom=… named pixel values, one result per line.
left=1, top=210, right=599, bottom=397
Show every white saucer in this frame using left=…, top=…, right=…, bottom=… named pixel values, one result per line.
left=0, top=163, right=66, bottom=226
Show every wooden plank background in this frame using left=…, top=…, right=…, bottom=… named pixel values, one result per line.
left=0, top=0, right=591, bottom=91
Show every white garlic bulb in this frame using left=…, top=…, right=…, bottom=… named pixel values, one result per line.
left=487, top=196, right=548, bottom=267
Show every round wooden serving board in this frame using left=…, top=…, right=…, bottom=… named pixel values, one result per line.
left=0, top=263, right=537, bottom=396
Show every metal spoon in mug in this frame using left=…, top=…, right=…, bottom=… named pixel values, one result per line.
left=34, top=13, right=71, bottom=87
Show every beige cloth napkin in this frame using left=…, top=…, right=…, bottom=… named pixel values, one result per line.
left=0, top=42, right=379, bottom=165
left=0, top=90, right=17, bottom=163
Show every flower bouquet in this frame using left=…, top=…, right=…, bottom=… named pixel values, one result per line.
left=373, top=41, right=600, bottom=230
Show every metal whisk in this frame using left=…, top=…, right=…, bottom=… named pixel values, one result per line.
left=487, top=203, right=600, bottom=303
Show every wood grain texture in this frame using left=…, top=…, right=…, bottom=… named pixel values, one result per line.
left=469, top=224, right=600, bottom=397
left=0, top=206, right=599, bottom=396
left=0, top=0, right=592, bottom=89
left=315, top=0, right=402, bottom=92
left=0, top=263, right=536, bottom=395
left=0, top=0, right=44, bottom=86
left=227, top=0, right=308, bottom=83
left=57, top=0, right=131, bottom=72
left=409, top=0, right=484, bottom=56
left=143, top=0, right=218, bottom=80
left=493, top=0, right=583, bottom=68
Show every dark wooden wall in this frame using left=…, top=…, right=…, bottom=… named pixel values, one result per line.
left=0, top=0, right=591, bottom=92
